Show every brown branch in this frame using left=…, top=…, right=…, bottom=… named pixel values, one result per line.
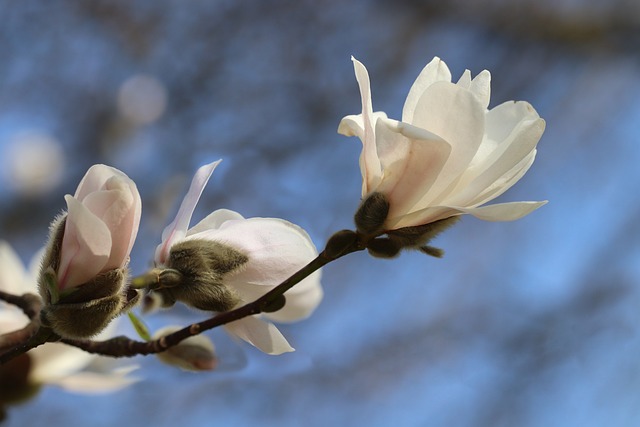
left=62, top=231, right=365, bottom=357
left=0, top=292, right=43, bottom=353
left=0, top=230, right=365, bottom=362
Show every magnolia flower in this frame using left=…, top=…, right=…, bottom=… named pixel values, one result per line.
left=56, top=164, right=142, bottom=290
left=37, top=164, right=142, bottom=338
left=338, top=56, right=546, bottom=234
left=0, top=241, right=137, bottom=414
left=150, top=160, right=323, bottom=355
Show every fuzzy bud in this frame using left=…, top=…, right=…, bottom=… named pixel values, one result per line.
left=354, top=192, right=389, bottom=236
left=153, top=326, right=216, bottom=371
left=36, top=164, right=141, bottom=338
left=144, top=239, right=248, bottom=313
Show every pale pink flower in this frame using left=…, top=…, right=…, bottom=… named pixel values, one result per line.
left=58, top=165, right=141, bottom=290
left=339, top=57, right=546, bottom=231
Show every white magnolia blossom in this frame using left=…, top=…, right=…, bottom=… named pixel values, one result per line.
left=155, top=161, right=323, bottom=355
left=58, top=164, right=142, bottom=290
left=339, top=56, right=547, bottom=230
left=0, top=241, right=137, bottom=394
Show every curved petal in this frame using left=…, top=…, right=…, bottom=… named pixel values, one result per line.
left=58, top=196, right=111, bottom=290
left=351, top=57, right=382, bottom=194
left=191, top=217, right=319, bottom=288
left=187, top=209, right=245, bottom=236
left=155, top=160, right=222, bottom=265
left=447, top=201, right=548, bottom=221
left=82, top=182, right=135, bottom=270
left=374, top=117, right=451, bottom=219
left=409, top=81, right=486, bottom=207
left=231, top=269, right=323, bottom=323
left=402, top=57, right=452, bottom=123
left=469, top=149, right=537, bottom=207
left=74, top=165, right=126, bottom=201
left=338, top=112, right=388, bottom=140
left=224, top=316, right=294, bottom=355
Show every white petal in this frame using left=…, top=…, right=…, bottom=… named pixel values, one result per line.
left=58, top=196, right=111, bottom=289
left=0, top=241, right=30, bottom=295
left=449, top=201, right=548, bottom=221
left=373, top=117, right=451, bottom=220
left=232, top=269, right=323, bottom=323
left=402, top=57, right=452, bottom=123
left=456, top=69, right=472, bottom=88
left=469, top=149, right=537, bottom=207
left=155, top=160, right=221, bottom=265
left=351, top=57, right=382, bottom=194
left=469, top=70, right=491, bottom=110
left=187, top=208, right=245, bottom=236
left=225, top=316, right=294, bottom=355
left=408, top=81, right=486, bottom=207
left=48, top=370, right=139, bottom=393
left=192, top=217, right=319, bottom=288
left=29, top=342, right=96, bottom=382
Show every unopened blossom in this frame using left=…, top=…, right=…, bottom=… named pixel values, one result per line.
left=0, top=242, right=137, bottom=417
left=339, top=57, right=546, bottom=236
left=149, top=160, right=323, bottom=355
left=153, top=326, right=216, bottom=371
left=37, top=164, right=142, bottom=338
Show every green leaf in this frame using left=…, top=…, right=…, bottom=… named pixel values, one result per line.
left=127, top=311, right=152, bottom=342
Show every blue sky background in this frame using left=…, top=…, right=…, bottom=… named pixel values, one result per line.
left=2, top=1, right=640, bottom=426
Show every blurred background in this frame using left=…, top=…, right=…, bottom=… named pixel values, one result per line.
left=1, top=0, right=640, bottom=425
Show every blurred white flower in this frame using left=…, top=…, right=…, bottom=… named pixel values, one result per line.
left=339, top=56, right=547, bottom=231
left=0, top=241, right=137, bottom=406
left=154, top=161, right=323, bottom=355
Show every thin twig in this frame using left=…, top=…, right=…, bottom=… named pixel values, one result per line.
left=2, top=231, right=365, bottom=362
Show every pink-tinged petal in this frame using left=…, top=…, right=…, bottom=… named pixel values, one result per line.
left=187, top=209, right=245, bottom=236
left=224, top=316, right=294, bottom=355
left=374, top=117, right=451, bottom=219
left=74, top=165, right=127, bottom=201
left=193, top=217, right=319, bottom=288
left=0, top=241, right=30, bottom=295
left=351, top=57, right=382, bottom=194
left=408, top=81, right=486, bottom=207
left=82, top=180, right=135, bottom=270
left=448, top=201, right=547, bottom=221
left=58, top=196, right=111, bottom=289
left=402, top=57, right=452, bottom=123
left=155, top=160, right=222, bottom=265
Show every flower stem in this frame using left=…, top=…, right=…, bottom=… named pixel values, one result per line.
left=60, top=232, right=366, bottom=358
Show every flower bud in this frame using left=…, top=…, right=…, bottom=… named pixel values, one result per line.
left=354, top=192, right=389, bottom=236
left=37, top=164, right=142, bottom=338
left=146, top=239, right=247, bottom=312
left=153, top=326, right=216, bottom=371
